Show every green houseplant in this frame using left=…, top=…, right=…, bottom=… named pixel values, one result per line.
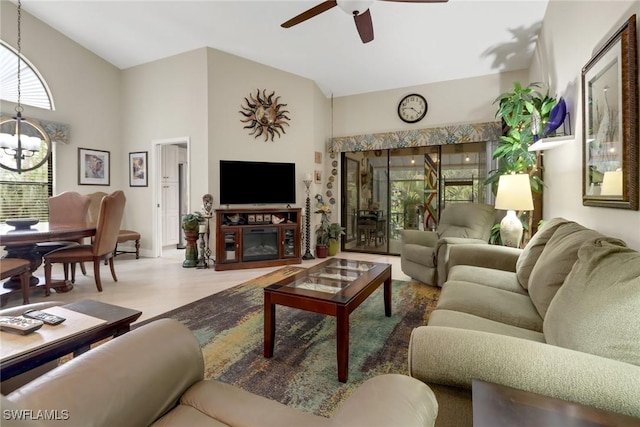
left=327, top=222, right=346, bottom=256
left=181, top=212, right=204, bottom=267
left=314, top=196, right=331, bottom=258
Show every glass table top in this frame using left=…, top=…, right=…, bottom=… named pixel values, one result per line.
left=286, top=259, right=374, bottom=294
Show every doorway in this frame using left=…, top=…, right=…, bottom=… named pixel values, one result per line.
left=152, top=137, right=190, bottom=258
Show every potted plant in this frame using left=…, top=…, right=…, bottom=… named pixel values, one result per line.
left=182, top=212, right=204, bottom=267
left=327, top=222, right=346, bottom=256
left=314, top=195, right=331, bottom=258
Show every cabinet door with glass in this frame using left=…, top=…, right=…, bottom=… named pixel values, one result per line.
left=279, top=225, right=299, bottom=259
left=219, top=227, right=241, bottom=263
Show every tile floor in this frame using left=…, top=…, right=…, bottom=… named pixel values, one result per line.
left=3, top=250, right=411, bottom=324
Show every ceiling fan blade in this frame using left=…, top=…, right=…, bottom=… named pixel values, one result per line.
left=382, top=0, right=448, bottom=2
left=354, top=9, right=374, bottom=43
left=281, top=0, right=338, bottom=28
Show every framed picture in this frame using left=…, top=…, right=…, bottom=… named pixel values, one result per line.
left=78, top=148, right=110, bottom=186
left=129, top=151, right=148, bottom=187
left=314, top=170, right=322, bottom=184
left=256, top=214, right=264, bottom=222
left=582, top=15, right=638, bottom=210
left=314, top=151, right=322, bottom=164
left=248, top=214, right=255, bottom=223
left=263, top=213, right=271, bottom=223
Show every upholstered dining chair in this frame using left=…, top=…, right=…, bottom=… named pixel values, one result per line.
left=36, top=191, right=91, bottom=282
left=43, top=191, right=126, bottom=295
left=87, top=191, right=141, bottom=259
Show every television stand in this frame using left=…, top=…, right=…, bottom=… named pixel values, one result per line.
left=214, top=208, right=301, bottom=271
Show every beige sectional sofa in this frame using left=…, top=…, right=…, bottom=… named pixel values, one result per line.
left=3, top=318, right=438, bottom=427
left=408, top=218, right=640, bottom=426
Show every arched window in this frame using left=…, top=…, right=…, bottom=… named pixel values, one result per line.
left=0, top=40, right=54, bottom=221
left=0, top=40, right=54, bottom=110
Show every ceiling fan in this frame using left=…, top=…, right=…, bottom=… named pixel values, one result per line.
left=281, top=0, right=448, bottom=44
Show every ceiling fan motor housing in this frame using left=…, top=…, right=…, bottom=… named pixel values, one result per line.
left=337, top=0, right=375, bottom=16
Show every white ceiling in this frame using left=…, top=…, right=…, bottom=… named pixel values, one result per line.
left=16, top=0, right=549, bottom=97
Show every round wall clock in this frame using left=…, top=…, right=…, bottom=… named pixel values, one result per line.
left=398, top=93, right=428, bottom=123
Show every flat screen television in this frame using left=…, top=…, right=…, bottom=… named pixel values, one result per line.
left=219, top=160, right=296, bottom=205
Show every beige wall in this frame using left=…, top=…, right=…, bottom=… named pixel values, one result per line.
left=4, top=1, right=638, bottom=254
left=0, top=1, right=121, bottom=193
left=530, top=0, right=640, bottom=250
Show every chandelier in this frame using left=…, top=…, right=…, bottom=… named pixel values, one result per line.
left=0, top=0, right=51, bottom=174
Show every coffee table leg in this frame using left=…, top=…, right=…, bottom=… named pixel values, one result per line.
left=264, top=291, right=275, bottom=358
left=336, top=307, right=349, bottom=383
left=384, top=275, right=392, bottom=317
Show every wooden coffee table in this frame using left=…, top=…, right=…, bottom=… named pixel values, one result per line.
left=263, top=258, right=392, bottom=382
left=1, top=299, right=141, bottom=380
left=472, top=379, right=640, bottom=426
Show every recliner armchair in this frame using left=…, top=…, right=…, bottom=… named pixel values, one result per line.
left=400, top=203, right=495, bottom=287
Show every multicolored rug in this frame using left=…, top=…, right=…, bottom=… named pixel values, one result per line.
left=138, top=265, right=440, bottom=417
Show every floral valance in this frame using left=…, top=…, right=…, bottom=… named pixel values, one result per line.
left=328, top=121, right=502, bottom=153
left=0, top=114, right=69, bottom=144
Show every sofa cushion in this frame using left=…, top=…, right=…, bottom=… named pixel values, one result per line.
left=437, top=281, right=543, bottom=331
left=515, top=217, right=569, bottom=290
left=544, top=239, right=640, bottom=367
left=428, top=309, right=545, bottom=342
left=527, top=222, right=609, bottom=318
left=447, top=265, right=527, bottom=295
left=403, top=244, right=435, bottom=268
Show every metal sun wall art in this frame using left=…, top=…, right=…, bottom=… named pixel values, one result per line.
left=239, top=89, right=290, bottom=141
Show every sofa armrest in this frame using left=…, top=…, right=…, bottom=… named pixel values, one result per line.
left=332, top=374, right=438, bottom=427
left=408, top=326, right=640, bottom=418
left=400, top=229, right=438, bottom=247
left=6, top=319, right=205, bottom=427
left=448, top=244, right=521, bottom=272
left=434, top=238, right=487, bottom=287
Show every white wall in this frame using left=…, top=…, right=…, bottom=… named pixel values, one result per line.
left=530, top=0, right=640, bottom=250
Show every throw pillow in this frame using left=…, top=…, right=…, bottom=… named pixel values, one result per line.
left=544, top=239, right=640, bottom=367
left=515, top=217, right=569, bottom=290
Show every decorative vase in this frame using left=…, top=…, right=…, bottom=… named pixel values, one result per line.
left=183, top=230, right=200, bottom=267
left=316, top=245, right=328, bottom=258
left=328, top=240, right=339, bottom=256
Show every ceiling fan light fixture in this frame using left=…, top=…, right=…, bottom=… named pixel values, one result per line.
left=336, top=0, right=374, bottom=16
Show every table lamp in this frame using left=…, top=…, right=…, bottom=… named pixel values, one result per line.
left=494, top=173, right=534, bottom=248
left=600, top=170, right=623, bottom=196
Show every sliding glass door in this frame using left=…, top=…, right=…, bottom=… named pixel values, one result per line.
left=341, top=142, right=490, bottom=256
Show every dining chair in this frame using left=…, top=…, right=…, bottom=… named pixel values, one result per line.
left=0, top=258, right=31, bottom=305
left=36, top=191, right=91, bottom=282
left=87, top=191, right=140, bottom=259
left=43, top=191, right=126, bottom=295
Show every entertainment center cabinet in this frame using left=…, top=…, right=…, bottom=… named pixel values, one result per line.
left=214, top=208, right=302, bottom=271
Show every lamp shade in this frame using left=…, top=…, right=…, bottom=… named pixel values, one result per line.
left=495, top=173, right=534, bottom=211
left=600, top=170, right=623, bottom=196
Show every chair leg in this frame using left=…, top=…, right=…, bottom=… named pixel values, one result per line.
left=44, top=260, right=53, bottom=297
left=20, top=269, right=30, bottom=305
left=108, top=257, right=118, bottom=282
left=135, top=239, right=140, bottom=259
left=93, top=259, right=103, bottom=292
left=80, top=262, right=87, bottom=275
left=70, top=263, right=77, bottom=283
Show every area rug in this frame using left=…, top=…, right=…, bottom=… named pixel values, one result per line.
left=137, top=265, right=440, bottom=418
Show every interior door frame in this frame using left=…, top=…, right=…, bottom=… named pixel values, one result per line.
left=151, top=136, right=190, bottom=258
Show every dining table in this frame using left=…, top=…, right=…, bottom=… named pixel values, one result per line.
left=0, top=221, right=96, bottom=304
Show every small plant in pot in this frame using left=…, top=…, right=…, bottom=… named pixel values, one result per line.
left=182, top=212, right=204, bottom=267
left=327, top=222, right=346, bottom=256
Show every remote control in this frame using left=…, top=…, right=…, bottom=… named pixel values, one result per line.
left=23, top=309, right=66, bottom=325
left=0, top=316, right=44, bottom=335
